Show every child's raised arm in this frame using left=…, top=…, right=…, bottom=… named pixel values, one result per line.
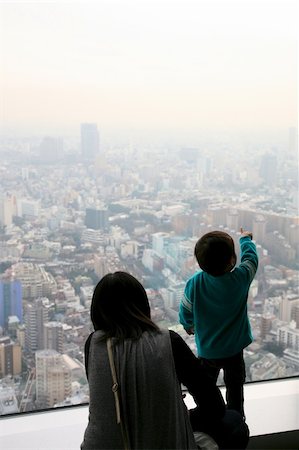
left=240, top=227, right=253, bottom=239
left=239, top=227, right=258, bottom=282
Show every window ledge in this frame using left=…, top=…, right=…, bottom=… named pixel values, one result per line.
left=0, top=378, right=298, bottom=449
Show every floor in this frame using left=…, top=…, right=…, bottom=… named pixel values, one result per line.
left=247, top=430, right=299, bottom=450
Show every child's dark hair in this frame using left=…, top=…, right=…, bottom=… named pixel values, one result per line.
left=91, top=271, right=160, bottom=339
left=194, top=231, right=237, bottom=276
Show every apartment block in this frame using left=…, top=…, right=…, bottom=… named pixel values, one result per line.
left=0, top=336, right=21, bottom=377
left=35, top=350, right=72, bottom=408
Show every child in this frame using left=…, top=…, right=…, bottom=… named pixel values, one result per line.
left=179, top=228, right=258, bottom=417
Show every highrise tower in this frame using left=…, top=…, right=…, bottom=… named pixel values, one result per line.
left=0, top=194, right=13, bottom=227
left=0, top=336, right=21, bottom=377
left=85, top=206, right=109, bottom=231
left=259, top=152, right=278, bottom=186
left=44, top=322, right=64, bottom=353
left=0, top=279, right=22, bottom=329
left=25, top=298, right=50, bottom=353
left=80, top=123, right=100, bottom=159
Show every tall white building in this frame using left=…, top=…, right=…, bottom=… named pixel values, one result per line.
left=81, top=123, right=100, bottom=159
left=0, top=194, right=13, bottom=227
left=278, top=321, right=299, bottom=351
left=35, top=350, right=72, bottom=408
left=152, top=232, right=170, bottom=257
left=279, top=294, right=299, bottom=323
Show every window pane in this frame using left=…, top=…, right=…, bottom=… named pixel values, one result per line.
left=0, top=0, right=298, bottom=415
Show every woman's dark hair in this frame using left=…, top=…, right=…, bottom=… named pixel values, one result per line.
left=194, top=231, right=237, bottom=276
left=90, top=271, right=159, bottom=339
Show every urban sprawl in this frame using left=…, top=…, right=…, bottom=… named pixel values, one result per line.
left=0, top=125, right=298, bottom=415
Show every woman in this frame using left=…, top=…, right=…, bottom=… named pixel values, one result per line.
left=81, top=271, right=249, bottom=450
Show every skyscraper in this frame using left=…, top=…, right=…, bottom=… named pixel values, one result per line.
left=80, top=123, right=100, bottom=159
left=85, top=206, right=109, bottom=231
left=44, top=322, right=64, bottom=353
left=259, top=152, right=278, bottom=186
left=0, top=336, right=21, bottom=377
left=253, top=215, right=267, bottom=244
left=25, top=298, right=50, bottom=353
left=0, top=194, right=13, bottom=227
left=0, top=279, right=22, bottom=329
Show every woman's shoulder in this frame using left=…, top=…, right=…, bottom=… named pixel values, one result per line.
left=85, top=330, right=106, bottom=349
left=139, top=329, right=174, bottom=351
left=161, top=329, right=187, bottom=351
left=87, top=329, right=178, bottom=350
left=146, top=329, right=182, bottom=342
left=168, top=329, right=180, bottom=340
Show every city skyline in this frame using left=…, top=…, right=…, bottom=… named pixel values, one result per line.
left=0, top=132, right=298, bottom=415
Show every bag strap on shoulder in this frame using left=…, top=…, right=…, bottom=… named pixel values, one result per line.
left=106, top=338, right=130, bottom=450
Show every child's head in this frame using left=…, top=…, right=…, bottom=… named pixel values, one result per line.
left=194, top=230, right=237, bottom=276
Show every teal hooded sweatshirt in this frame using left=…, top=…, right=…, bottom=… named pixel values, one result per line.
left=179, top=236, right=258, bottom=359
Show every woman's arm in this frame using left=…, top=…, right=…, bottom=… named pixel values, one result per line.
left=169, top=330, right=225, bottom=421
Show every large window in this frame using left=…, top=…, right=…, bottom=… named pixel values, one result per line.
left=0, top=0, right=297, bottom=415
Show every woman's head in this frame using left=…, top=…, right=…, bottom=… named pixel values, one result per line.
left=91, top=271, right=159, bottom=339
left=194, top=230, right=237, bottom=276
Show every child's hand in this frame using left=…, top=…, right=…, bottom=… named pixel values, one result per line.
left=240, top=227, right=253, bottom=239
left=186, top=326, right=195, bottom=335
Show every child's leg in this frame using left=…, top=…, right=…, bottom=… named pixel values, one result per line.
left=222, top=352, right=246, bottom=417
left=200, top=357, right=221, bottom=385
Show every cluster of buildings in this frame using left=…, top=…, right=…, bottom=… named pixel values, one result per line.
left=0, top=124, right=298, bottom=414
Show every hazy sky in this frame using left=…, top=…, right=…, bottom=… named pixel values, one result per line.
left=0, top=0, right=297, bottom=138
